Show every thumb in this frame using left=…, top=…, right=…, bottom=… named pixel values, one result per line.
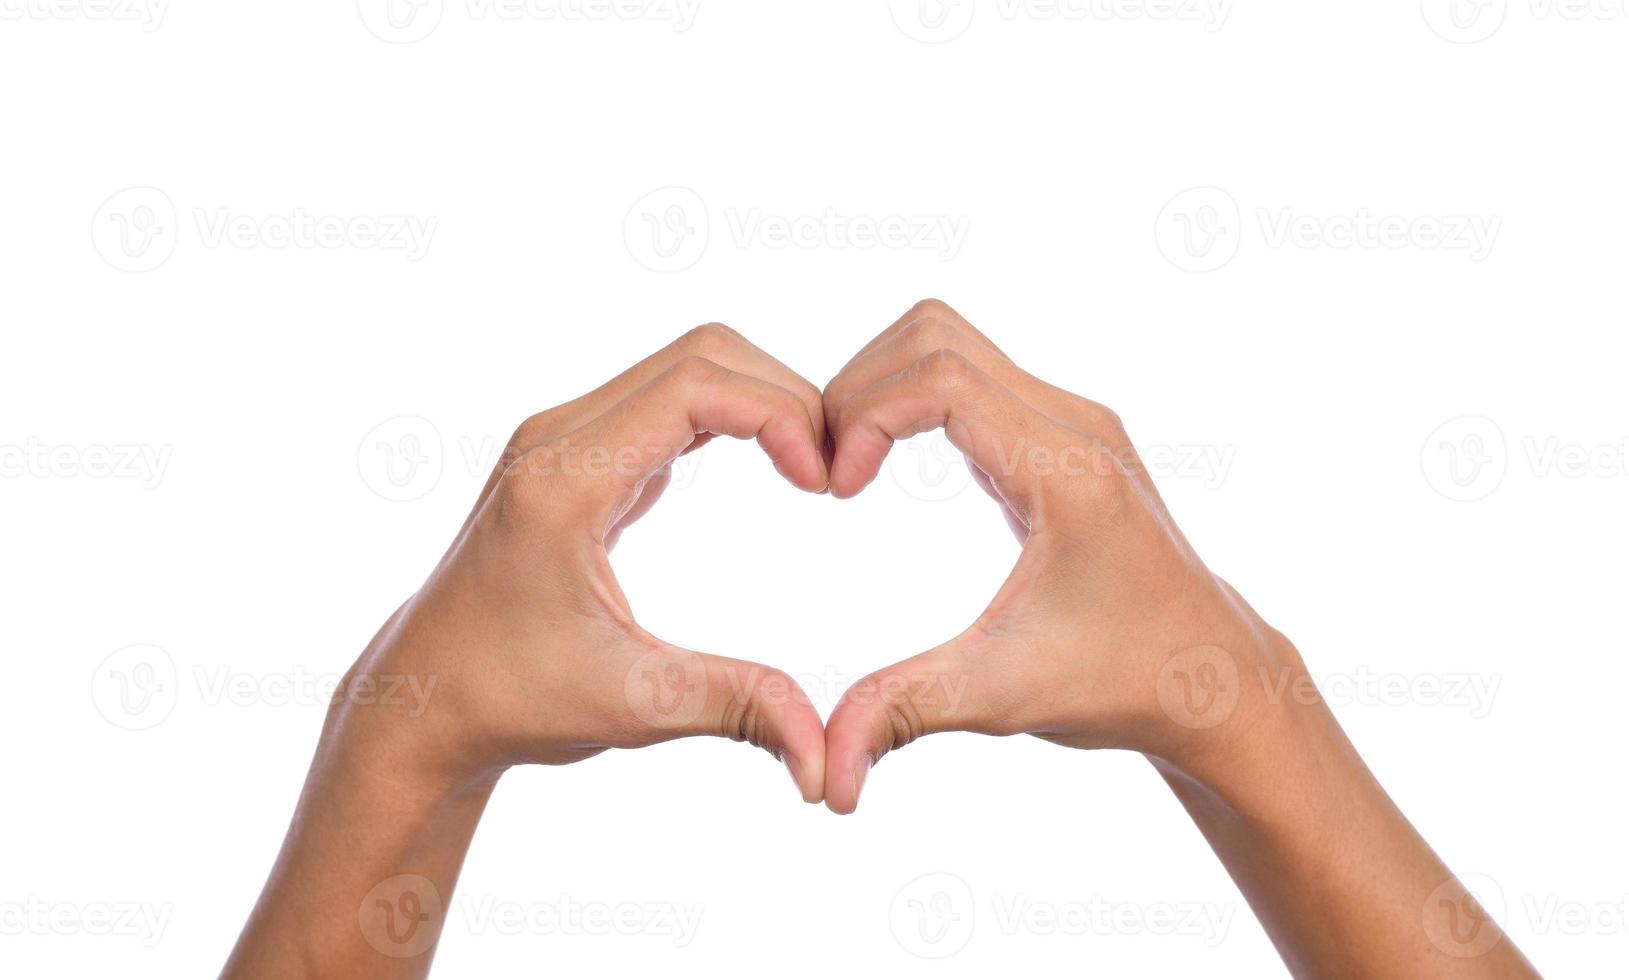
left=823, top=638, right=984, bottom=815
left=623, top=646, right=827, bottom=804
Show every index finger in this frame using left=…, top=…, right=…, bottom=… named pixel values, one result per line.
left=827, top=349, right=1075, bottom=521
left=559, top=355, right=829, bottom=531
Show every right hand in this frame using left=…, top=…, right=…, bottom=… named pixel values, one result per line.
left=819, top=300, right=1302, bottom=813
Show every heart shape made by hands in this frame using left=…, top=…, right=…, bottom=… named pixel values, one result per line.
left=605, top=300, right=1236, bottom=816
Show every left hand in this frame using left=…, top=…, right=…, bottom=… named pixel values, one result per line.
left=339, top=324, right=834, bottom=799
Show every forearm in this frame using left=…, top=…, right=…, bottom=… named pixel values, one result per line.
left=1152, top=655, right=1537, bottom=979
left=221, top=705, right=500, bottom=979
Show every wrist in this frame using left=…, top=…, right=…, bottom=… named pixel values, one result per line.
left=318, top=675, right=506, bottom=803
left=1148, top=630, right=1342, bottom=800
left=329, top=607, right=514, bottom=787
left=1148, top=692, right=1347, bottom=811
left=224, top=700, right=502, bottom=977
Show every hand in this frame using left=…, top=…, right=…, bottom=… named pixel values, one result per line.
left=816, top=300, right=1537, bottom=979
left=818, top=299, right=1301, bottom=813
left=346, top=324, right=832, bottom=799
left=224, top=325, right=835, bottom=979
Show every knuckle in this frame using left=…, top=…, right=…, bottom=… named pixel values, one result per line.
left=878, top=685, right=928, bottom=754
left=907, top=297, right=957, bottom=322
left=830, top=383, right=881, bottom=438
left=679, top=322, right=740, bottom=357
left=913, top=348, right=976, bottom=389
left=504, top=411, right=557, bottom=459
left=820, top=378, right=854, bottom=419
left=898, top=315, right=962, bottom=357
left=717, top=668, right=794, bottom=749
left=828, top=394, right=860, bottom=441
left=797, top=380, right=825, bottom=417
left=716, top=696, right=752, bottom=745
left=846, top=666, right=934, bottom=753
left=1080, top=399, right=1128, bottom=442
left=491, top=451, right=560, bottom=521
left=773, top=384, right=807, bottom=419
left=664, top=355, right=725, bottom=391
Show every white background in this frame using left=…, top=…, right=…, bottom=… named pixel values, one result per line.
left=3, top=1, right=1626, bottom=976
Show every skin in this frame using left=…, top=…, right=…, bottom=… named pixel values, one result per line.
left=818, top=300, right=1540, bottom=978
left=221, top=325, right=832, bottom=978
left=221, top=305, right=1539, bottom=979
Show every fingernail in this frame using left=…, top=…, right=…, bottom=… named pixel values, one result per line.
left=853, top=756, right=871, bottom=804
